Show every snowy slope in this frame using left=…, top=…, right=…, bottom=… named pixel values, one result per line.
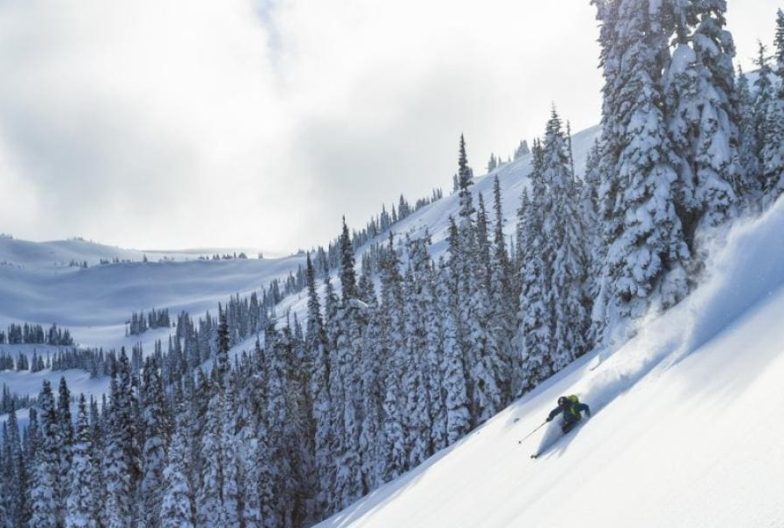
left=363, top=125, right=600, bottom=254
left=317, top=199, right=784, bottom=528
left=0, top=346, right=110, bottom=401
left=279, top=125, right=602, bottom=320
left=0, top=246, right=306, bottom=350
left=0, top=236, right=265, bottom=269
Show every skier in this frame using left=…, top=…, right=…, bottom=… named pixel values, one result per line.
left=546, top=395, right=591, bottom=434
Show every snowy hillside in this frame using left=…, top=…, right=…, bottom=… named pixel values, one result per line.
left=0, top=344, right=110, bottom=400
left=0, top=236, right=265, bottom=269
left=0, top=237, right=306, bottom=349
left=360, top=125, right=600, bottom=254
left=280, top=125, right=601, bottom=319
left=317, top=198, right=784, bottom=528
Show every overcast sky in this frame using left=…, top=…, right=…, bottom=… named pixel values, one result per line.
left=0, top=0, right=779, bottom=255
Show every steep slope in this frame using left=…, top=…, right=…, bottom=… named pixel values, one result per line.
left=359, top=125, right=600, bottom=256
left=317, top=199, right=784, bottom=528
left=279, top=125, right=602, bottom=319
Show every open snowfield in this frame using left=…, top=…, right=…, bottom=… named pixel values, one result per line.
left=317, top=199, right=784, bottom=527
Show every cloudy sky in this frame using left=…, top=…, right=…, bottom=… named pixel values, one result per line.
left=0, top=0, right=779, bottom=255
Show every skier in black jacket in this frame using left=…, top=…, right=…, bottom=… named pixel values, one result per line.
left=546, top=395, right=591, bottom=434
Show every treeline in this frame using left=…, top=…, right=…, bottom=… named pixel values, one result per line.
left=308, top=188, right=445, bottom=280
left=98, top=257, right=136, bottom=265
left=0, top=385, right=35, bottom=415
left=197, top=252, right=250, bottom=261
left=0, top=347, right=119, bottom=378
left=127, top=309, right=172, bottom=336
left=0, top=323, right=74, bottom=347
left=50, top=347, right=119, bottom=378
left=0, top=351, right=45, bottom=372
left=487, top=138, right=531, bottom=173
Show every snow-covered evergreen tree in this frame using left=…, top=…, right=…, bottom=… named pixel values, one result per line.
left=490, top=176, right=517, bottom=400
left=541, top=109, right=590, bottom=367
left=581, top=140, right=606, bottom=347
left=2, top=403, right=25, bottom=528
left=30, top=381, right=59, bottom=528
left=398, top=248, right=431, bottom=468
left=0, top=401, right=23, bottom=527
left=358, top=282, right=382, bottom=490
left=590, top=0, right=624, bottom=347
left=195, top=383, right=227, bottom=527
left=377, top=252, right=407, bottom=480
left=595, top=0, right=690, bottom=342
left=218, top=375, right=240, bottom=527
left=264, top=325, right=295, bottom=525
left=487, top=153, right=498, bottom=172
left=761, top=10, right=784, bottom=208
left=304, top=253, right=334, bottom=514
left=57, top=376, right=73, bottom=520
left=65, top=395, right=96, bottom=528
left=338, top=217, right=358, bottom=302
left=409, top=234, right=447, bottom=453
left=440, top=229, right=471, bottom=444
left=403, top=235, right=439, bottom=465
left=664, top=0, right=739, bottom=232
left=331, top=222, right=366, bottom=509
left=457, top=135, right=476, bottom=224
left=761, top=95, right=784, bottom=208
left=160, top=404, right=194, bottom=528
left=141, top=356, right=170, bottom=528
left=514, top=139, right=530, bottom=160
left=88, top=399, right=104, bottom=527
left=235, top=377, right=261, bottom=528
left=103, top=351, right=139, bottom=528
left=516, top=144, right=553, bottom=392
left=735, top=67, right=762, bottom=200
left=469, top=193, right=503, bottom=425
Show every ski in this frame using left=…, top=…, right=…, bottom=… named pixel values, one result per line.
left=529, top=419, right=588, bottom=459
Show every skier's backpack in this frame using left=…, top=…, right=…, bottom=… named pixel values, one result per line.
left=566, top=395, right=581, bottom=418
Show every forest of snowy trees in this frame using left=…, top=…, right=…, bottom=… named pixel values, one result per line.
left=0, top=324, right=74, bottom=347
left=127, top=310, right=171, bottom=337
left=2, top=2, right=784, bottom=527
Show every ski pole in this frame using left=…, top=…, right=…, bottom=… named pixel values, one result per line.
left=517, top=421, right=547, bottom=445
